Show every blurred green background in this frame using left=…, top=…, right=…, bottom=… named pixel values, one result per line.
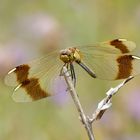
left=0, top=0, right=140, bottom=140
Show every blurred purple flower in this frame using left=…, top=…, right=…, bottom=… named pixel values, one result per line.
left=123, top=89, right=140, bottom=121
left=0, top=39, right=35, bottom=77
left=1, top=13, right=64, bottom=77
left=15, top=13, right=63, bottom=52
left=51, top=76, right=69, bottom=106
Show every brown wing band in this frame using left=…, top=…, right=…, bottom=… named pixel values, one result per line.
left=21, top=78, right=49, bottom=100
left=110, top=39, right=129, bottom=53
left=15, top=64, right=49, bottom=100
left=116, top=55, right=134, bottom=79
left=15, top=64, right=30, bottom=83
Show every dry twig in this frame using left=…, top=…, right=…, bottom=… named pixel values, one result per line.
left=63, top=66, right=95, bottom=140
left=62, top=66, right=133, bottom=140
left=89, top=76, right=133, bottom=122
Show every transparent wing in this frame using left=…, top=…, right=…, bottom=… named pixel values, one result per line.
left=80, top=39, right=136, bottom=55
left=77, top=39, right=137, bottom=80
left=5, top=51, right=67, bottom=102
left=80, top=52, right=140, bottom=80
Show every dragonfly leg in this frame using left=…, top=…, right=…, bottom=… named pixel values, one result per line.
left=60, top=63, right=71, bottom=77
left=60, top=63, right=76, bottom=87
left=70, top=63, right=76, bottom=87
left=60, top=63, right=68, bottom=76
left=77, top=61, right=97, bottom=78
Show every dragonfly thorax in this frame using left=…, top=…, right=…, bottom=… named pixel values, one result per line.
left=60, top=47, right=82, bottom=63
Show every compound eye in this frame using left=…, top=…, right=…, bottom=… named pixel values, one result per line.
left=67, top=50, right=71, bottom=55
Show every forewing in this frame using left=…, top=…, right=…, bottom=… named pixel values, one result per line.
left=80, top=39, right=136, bottom=55
left=5, top=52, right=67, bottom=102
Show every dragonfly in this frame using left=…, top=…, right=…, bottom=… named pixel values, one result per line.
left=4, top=39, right=140, bottom=102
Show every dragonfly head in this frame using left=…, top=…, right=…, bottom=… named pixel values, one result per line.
left=60, top=47, right=81, bottom=63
